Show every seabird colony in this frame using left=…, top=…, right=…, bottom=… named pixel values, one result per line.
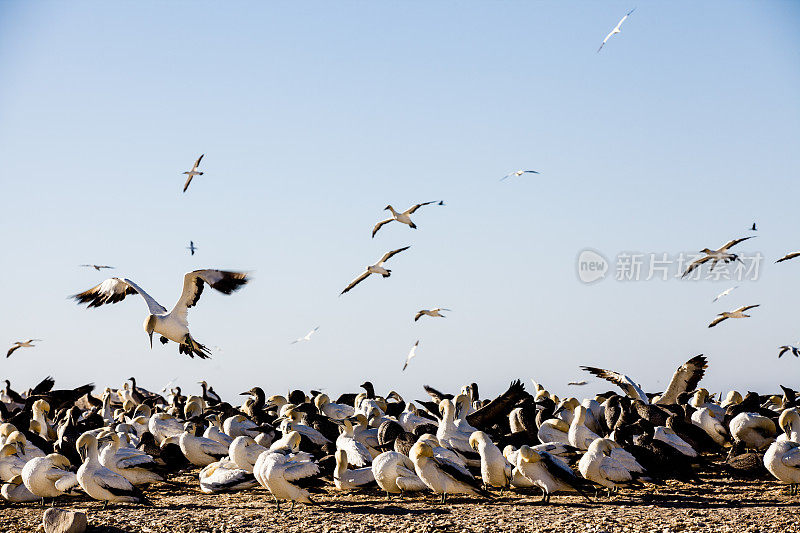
left=4, top=361, right=800, bottom=509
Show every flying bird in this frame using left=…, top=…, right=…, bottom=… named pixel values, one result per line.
left=291, top=327, right=319, bottom=344
left=567, top=381, right=588, bottom=386
left=72, top=269, right=249, bottom=359
left=372, top=202, right=444, bottom=238
left=414, top=308, right=451, bottom=322
left=340, top=247, right=411, bottom=295
left=182, top=154, right=204, bottom=192
left=402, top=340, right=420, bottom=371
left=80, top=265, right=114, bottom=271
left=708, top=305, right=760, bottom=328
left=776, top=252, right=800, bottom=264
left=597, top=8, right=636, bottom=53
left=187, top=241, right=198, bottom=256
left=750, top=222, right=757, bottom=231
left=681, top=237, right=755, bottom=278
left=6, top=339, right=41, bottom=358
left=778, top=346, right=800, bottom=359
left=712, top=286, right=739, bottom=302
left=500, top=170, right=539, bottom=182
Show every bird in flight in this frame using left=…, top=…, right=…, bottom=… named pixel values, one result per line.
left=7, top=339, right=41, bottom=358
left=712, top=286, right=739, bottom=303
left=776, top=252, right=800, bottom=264
left=567, top=381, right=588, bottom=386
left=81, top=265, right=114, bottom=271
left=778, top=346, right=800, bottom=359
left=500, top=170, right=539, bottom=182
left=750, top=222, right=757, bottom=231
left=681, top=236, right=755, bottom=278
left=414, top=308, right=451, bottom=322
left=187, top=241, right=198, bottom=256
left=182, top=154, right=204, bottom=192
left=340, top=247, right=411, bottom=295
left=72, top=269, right=249, bottom=359
left=291, top=327, right=319, bottom=344
left=597, top=8, right=635, bottom=53
left=402, top=340, right=420, bottom=371
left=708, top=304, right=760, bottom=328
left=372, top=202, right=444, bottom=238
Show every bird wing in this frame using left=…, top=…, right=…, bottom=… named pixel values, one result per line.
left=377, top=246, right=411, bottom=266
left=779, top=346, right=791, bottom=358
left=182, top=174, right=194, bottom=193
left=580, top=367, right=648, bottom=403
left=73, top=278, right=167, bottom=314
left=781, top=445, right=800, bottom=468
left=407, top=341, right=419, bottom=361
left=423, top=385, right=452, bottom=403
left=681, top=256, right=711, bottom=278
left=340, top=271, right=371, bottom=295
left=371, top=218, right=393, bottom=238
left=713, top=286, right=737, bottom=301
left=720, top=236, right=755, bottom=251
left=734, top=304, right=759, bottom=313
left=404, top=201, right=440, bottom=215
left=708, top=315, right=727, bottom=328
left=414, top=311, right=425, bottom=322
left=655, top=355, right=707, bottom=405
left=466, top=379, right=528, bottom=430
left=540, top=452, right=591, bottom=499
left=433, top=456, right=482, bottom=489
left=200, top=438, right=230, bottom=458
left=6, top=344, right=20, bottom=358
left=599, top=457, right=632, bottom=482
left=193, top=154, right=204, bottom=170
left=172, top=270, right=249, bottom=317
left=283, top=460, right=320, bottom=481
left=776, top=252, right=800, bottom=263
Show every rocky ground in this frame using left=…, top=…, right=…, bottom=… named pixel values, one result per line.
left=1, top=470, right=799, bottom=533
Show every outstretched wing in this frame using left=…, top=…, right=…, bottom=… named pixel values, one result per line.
left=776, top=252, right=800, bottom=264
left=371, top=218, right=393, bottom=238
left=173, top=270, right=249, bottom=316
left=193, top=154, right=204, bottom=169
left=182, top=175, right=194, bottom=193
left=580, top=367, right=648, bottom=403
left=340, top=271, right=370, bottom=295
left=414, top=311, right=425, bottom=322
left=708, top=315, right=727, bottom=328
left=284, top=460, right=320, bottom=481
left=378, top=246, right=411, bottom=265
left=654, top=355, right=707, bottom=405
left=405, top=201, right=443, bottom=215
left=73, top=278, right=167, bottom=315
left=6, top=344, right=20, bottom=358
left=681, top=256, right=711, bottom=278
left=720, top=236, right=754, bottom=251
left=734, top=304, right=759, bottom=313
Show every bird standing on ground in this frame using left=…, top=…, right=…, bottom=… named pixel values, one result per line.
left=182, top=154, right=204, bottom=192
left=340, top=247, right=410, bottom=295
left=597, top=8, right=635, bottom=53
left=372, top=201, right=444, bottom=238
left=6, top=339, right=41, bottom=358
left=72, top=269, right=249, bottom=359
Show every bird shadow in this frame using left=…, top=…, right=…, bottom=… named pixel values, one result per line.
left=321, top=501, right=450, bottom=516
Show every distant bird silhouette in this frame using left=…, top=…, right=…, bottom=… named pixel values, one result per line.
left=81, top=264, right=115, bottom=271
left=187, top=241, right=197, bottom=256
left=500, top=170, right=539, bottom=182
left=402, top=341, right=420, bottom=371
left=778, top=346, right=800, bottom=359
left=291, top=327, right=319, bottom=344
left=597, top=8, right=635, bottom=53
left=750, top=222, right=757, bottom=231
left=414, top=309, right=451, bottom=322
left=182, top=154, right=204, bottom=192
left=712, top=286, right=738, bottom=302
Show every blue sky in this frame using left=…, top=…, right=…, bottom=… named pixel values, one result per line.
left=2, top=2, right=799, bottom=403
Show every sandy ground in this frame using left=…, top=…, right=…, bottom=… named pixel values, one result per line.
left=2, top=469, right=799, bottom=533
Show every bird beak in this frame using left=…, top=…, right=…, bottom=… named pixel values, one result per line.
left=239, top=391, right=251, bottom=396
left=148, top=331, right=154, bottom=349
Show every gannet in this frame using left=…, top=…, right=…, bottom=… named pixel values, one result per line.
left=279, top=418, right=330, bottom=447
left=340, top=247, right=411, bottom=295
left=691, top=407, right=728, bottom=446
left=76, top=433, right=146, bottom=507
left=336, top=419, right=373, bottom=467
left=291, top=327, right=319, bottom=344
left=414, top=308, right=450, bottom=322
left=778, top=409, right=800, bottom=443
left=200, top=457, right=257, bottom=494
left=436, top=400, right=474, bottom=456
left=779, top=346, right=800, bottom=358
left=500, top=169, right=540, bottom=182
left=515, top=446, right=591, bottom=503
left=398, top=404, right=430, bottom=433
left=750, top=222, right=757, bottom=231
left=713, top=286, right=739, bottom=302
left=410, top=441, right=487, bottom=503
left=6, top=339, right=41, bottom=358
left=334, top=449, right=375, bottom=490
left=652, top=426, right=697, bottom=457
left=537, top=419, right=571, bottom=445
left=229, top=436, right=267, bottom=472
left=568, top=406, right=601, bottom=451
left=1, top=475, right=39, bottom=502
left=652, top=355, right=708, bottom=405
left=469, top=431, right=512, bottom=489
left=581, top=366, right=648, bottom=403
left=254, top=451, right=320, bottom=510
left=597, top=8, right=635, bottom=53
left=186, top=241, right=197, bottom=256
left=730, top=413, right=776, bottom=451
left=98, top=432, right=162, bottom=485
left=73, top=269, right=249, bottom=359
left=371, top=201, right=444, bottom=238
left=681, top=236, right=755, bottom=278
left=21, top=453, right=78, bottom=503
left=568, top=381, right=588, bottom=386
left=776, top=252, right=800, bottom=264
left=764, top=440, right=800, bottom=493
left=578, top=438, right=638, bottom=490
left=708, top=305, right=760, bottom=328
left=314, top=394, right=354, bottom=420
left=371, top=451, right=427, bottom=496
left=80, top=264, right=114, bottom=271
left=0, top=443, right=26, bottom=481
left=179, top=422, right=229, bottom=466
left=182, top=154, right=204, bottom=192
left=402, top=340, right=420, bottom=371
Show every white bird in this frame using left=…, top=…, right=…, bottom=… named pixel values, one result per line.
left=73, top=269, right=249, bottom=359
left=75, top=433, right=146, bottom=507
left=291, top=327, right=319, bottom=344
left=500, top=169, right=539, bottom=181
left=314, top=394, right=354, bottom=420
left=371, top=201, right=444, bottom=238
left=402, top=340, right=420, bottom=371
left=0, top=443, right=26, bottom=482
left=335, top=420, right=372, bottom=467
left=469, top=431, right=512, bottom=489
left=6, top=339, right=41, bottom=358
left=568, top=406, right=601, bottom=451
left=515, top=446, right=591, bottom=503
left=764, top=440, right=800, bottom=493
left=776, top=252, right=800, bottom=264
left=691, top=407, right=728, bottom=446
left=80, top=264, right=114, bottom=271
left=580, top=366, right=648, bottom=403
left=179, top=422, right=230, bottom=467
left=682, top=236, right=755, bottom=278
left=409, top=441, right=486, bottom=503
left=21, top=453, right=78, bottom=502
left=712, top=285, right=739, bottom=302
left=537, top=419, right=571, bottom=446
left=229, top=436, right=267, bottom=472
left=730, top=412, right=776, bottom=451
left=1, top=475, right=39, bottom=502
left=254, top=451, right=320, bottom=510
left=199, top=457, right=258, bottom=494
left=597, top=8, right=635, bottom=53
left=652, top=427, right=697, bottom=457
left=578, top=438, right=638, bottom=490
left=182, top=154, right=204, bottom=192
left=334, top=449, right=375, bottom=490
left=371, top=451, right=428, bottom=496
left=340, top=247, right=411, bottom=295
left=414, top=308, right=450, bottom=322
left=98, top=433, right=163, bottom=485
left=708, top=304, right=760, bottom=328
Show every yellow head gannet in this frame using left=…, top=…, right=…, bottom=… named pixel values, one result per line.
left=577, top=438, right=639, bottom=491
left=1, top=475, right=39, bottom=502
left=409, top=441, right=488, bottom=503
left=371, top=201, right=444, bottom=238
left=179, top=422, right=229, bottom=467
left=182, top=154, right=204, bottom=192
left=6, top=339, right=42, bottom=358
left=334, top=449, right=375, bottom=490
left=340, top=247, right=411, bottom=295
left=516, top=445, right=591, bottom=503
left=414, top=308, right=451, bottom=322
left=729, top=413, right=776, bottom=451
left=76, top=433, right=147, bottom=507
left=253, top=451, right=320, bottom=510
left=764, top=440, right=800, bottom=493
left=98, top=432, right=163, bottom=485
left=200, top=457, right=258, bottom=494
left=708, top=305, right=760, bottom=328
left=682, top=236, right=755, bottom=278
left=568, top=406, right=601, bottom=451
left=73, top=269, right=249, bottom=359
left=371, top=451, right=427, bottom=496
left=20, top=453, right=78, bottom=502
left=469, top=431, right=512, bottom=489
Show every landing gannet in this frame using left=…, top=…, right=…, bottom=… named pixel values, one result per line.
left=182, top=154, right=204, bottom=192
left=340, top=247, right=411, bottom=295
left=708, top=305, right=760, bottom=328
left=73, top=269, right=249, bottom=359
left=500, top=169, right=539, bottom=181
left=291, top=327, right=319, bottom=344
left=779, top=346, right=800, bottom=358
left=80, top=264, right=114, bottom=271
left=402, top=340, right=420, bottom=371
left=410, top=441, right=487, bottom=503
left=371, top=201, right=444, bottom=238
left=597, top=8, right=635, bottom=53
left=76, top=433, right=146, bottom=507
left=713, top=286, right=738, bottom=302
left=6, top=339, right=41, bottom=358
left=776, top=252, right=800, bottom=264
left=681, top=236, right=755, bottom=278
left=414, top=308, right=450, bottom=322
